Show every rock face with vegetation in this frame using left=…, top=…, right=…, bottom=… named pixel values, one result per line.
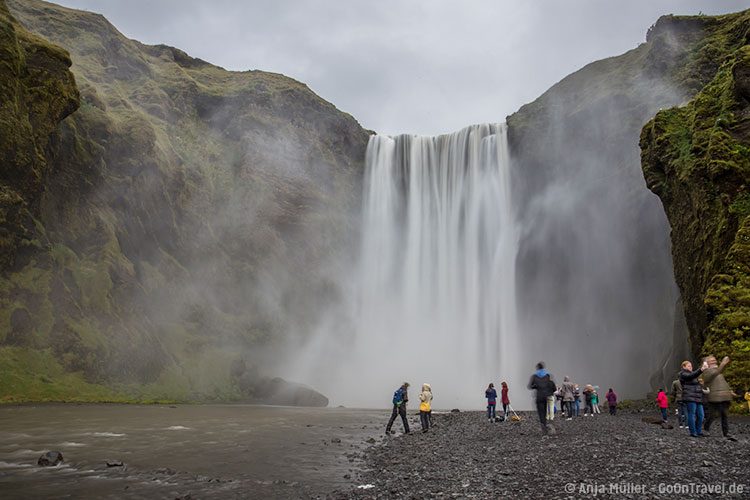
left=0, top=0, right=368, bottom=403
left=506, top=9, right=750, bottom=394
left=640, top=10, right=750, bottom=392
left=505, top=13, right=727, bottom=391
left=0, top=0, right=77, bottom=272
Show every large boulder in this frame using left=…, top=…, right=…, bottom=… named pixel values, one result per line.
left=37, top=451, right=63, bottom=466
left=236, top=370, right=328, bottom=407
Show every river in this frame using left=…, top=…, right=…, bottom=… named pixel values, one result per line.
left=0, top=404, right=385, bottom=498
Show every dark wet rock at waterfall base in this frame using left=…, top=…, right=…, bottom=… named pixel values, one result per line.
left=232, top=362, right=329, bottom=407
left=106, top=460, right=124, bottom=467
left=38, top=451, right=63, bottom=466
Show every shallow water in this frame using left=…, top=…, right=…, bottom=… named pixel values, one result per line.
left=0, top=404, right=385, bottom=498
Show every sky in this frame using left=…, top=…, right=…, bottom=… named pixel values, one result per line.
left=55, top=0, right=749, bottom=136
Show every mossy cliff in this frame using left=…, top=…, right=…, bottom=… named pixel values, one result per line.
left=640, top=10, right=750, bottom=391
left=506, top=10, right=750, bottom=392
left=0, top=0, right=77, bottom=268
left=506, top=13, right=732, bottom=390
left=0, top=0, right=368, bottom=403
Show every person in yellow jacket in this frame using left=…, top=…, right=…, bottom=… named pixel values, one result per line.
left=419, top=383, right=433, bottom=433
left=745, top=389, right=750, bottom=412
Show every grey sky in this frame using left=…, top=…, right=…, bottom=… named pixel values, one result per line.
left=54, top=0, right=749, bottom=135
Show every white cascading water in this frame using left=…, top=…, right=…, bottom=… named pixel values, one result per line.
left=352, top=123, right=521, bottom=409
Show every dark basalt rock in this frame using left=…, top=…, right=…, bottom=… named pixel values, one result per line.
left=236, top=372, right=329, bottom=407
left=37, top=451, right=63, bottom=466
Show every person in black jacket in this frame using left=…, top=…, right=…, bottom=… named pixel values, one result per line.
left=679, top=360, right=706, bottom=438
left=386, top=382, right=410, bottom=435
left=528, top=362, right=556, bottom=435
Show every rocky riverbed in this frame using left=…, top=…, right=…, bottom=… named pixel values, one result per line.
left=332, top=409, right=750, bottom=499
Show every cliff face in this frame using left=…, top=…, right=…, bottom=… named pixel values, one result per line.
left=0, top=0, right=77, bottom=268
left=641, top=10, right=750, bottom=390
left=0, top=0, right=369, bottom=402
left=505, top=13, right=749, bottom=391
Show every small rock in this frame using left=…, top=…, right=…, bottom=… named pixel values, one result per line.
left=641, top=416, right=663, bottom=425
left=332, top=438, right=342, bottom=443
left=701, top=460, right=713, bottom=467
left=451, top=409, right=460, bottom=413
left=106, top=460, right=124, bottom=467
left=38, top=451, right=63, bottom=467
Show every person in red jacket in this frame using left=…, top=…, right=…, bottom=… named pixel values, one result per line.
left=656, top=389, right=669, bottom=423
left=501, top=381, right=510, bottom=421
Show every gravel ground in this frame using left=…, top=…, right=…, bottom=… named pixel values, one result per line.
left=328, top=408, right=750, bottom=499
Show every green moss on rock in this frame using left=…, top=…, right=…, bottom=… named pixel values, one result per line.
left=640, top=10, right=750, bottom=392
left=0, top=0, right=78, bottom=270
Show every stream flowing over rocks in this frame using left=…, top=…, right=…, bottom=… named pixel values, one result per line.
left=331, top=410, right=749, bottom=499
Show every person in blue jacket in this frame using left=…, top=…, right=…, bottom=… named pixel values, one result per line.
left=485, top=383, right=497, bottom=422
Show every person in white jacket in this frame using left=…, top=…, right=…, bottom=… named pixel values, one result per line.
left=419, top=383, right=433, bottom=432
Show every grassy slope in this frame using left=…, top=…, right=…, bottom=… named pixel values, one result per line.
left=0, top=0, right=369, bottom=403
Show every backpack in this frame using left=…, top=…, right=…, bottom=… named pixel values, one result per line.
left=392, top=387, right=404, bottom=406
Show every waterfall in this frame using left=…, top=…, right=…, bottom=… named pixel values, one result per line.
left=354, top=123, right=521, bottom=408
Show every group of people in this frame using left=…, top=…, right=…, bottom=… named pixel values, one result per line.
left=385, top=382, right=434, bottom=434
left=526, top=362, right=618, bottom=435
left=551, top=377, right=617, bottom=419
left=385, top=355, right=743, bottom=438
left=484, top=382, right=510, bottom=421
left=656, top=355, right=738, bottom=440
